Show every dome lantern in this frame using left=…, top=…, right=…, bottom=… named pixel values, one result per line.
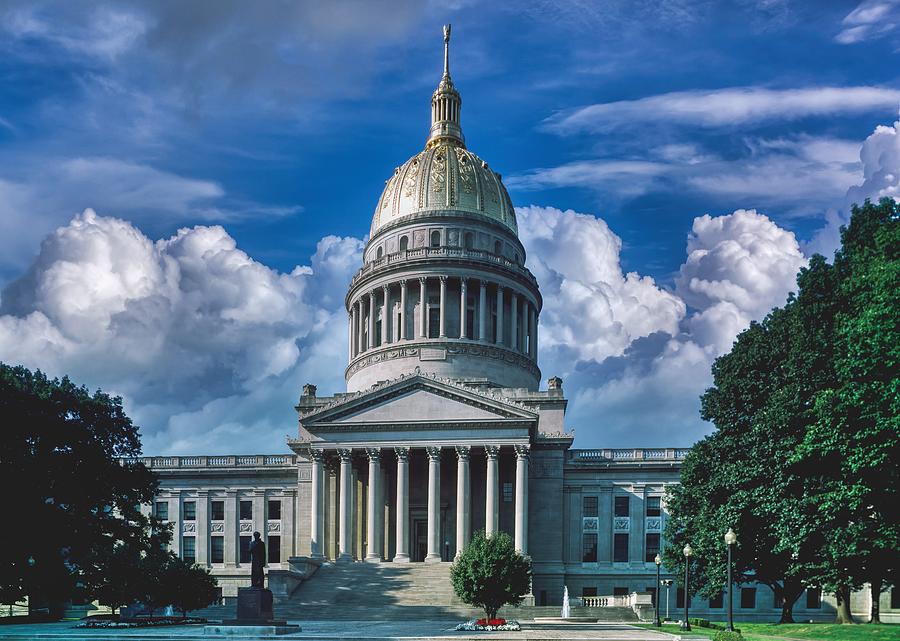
left=427, top=24, right=464, bottom=149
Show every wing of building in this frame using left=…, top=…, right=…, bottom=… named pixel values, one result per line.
left=133, top=26, right=891, bottom=623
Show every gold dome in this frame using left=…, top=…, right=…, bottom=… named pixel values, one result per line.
left=369, top=24, right=518, bottom=239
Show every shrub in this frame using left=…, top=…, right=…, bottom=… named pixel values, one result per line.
left=713, top=631, right=743, bottom=641
left=690, top=617, right=712, bottom=628
left=450, top=531, right=531, bottom=620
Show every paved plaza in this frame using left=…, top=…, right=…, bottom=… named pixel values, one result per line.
left=0, top=620, right=685, bottom=640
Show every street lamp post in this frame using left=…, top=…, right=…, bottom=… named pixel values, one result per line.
left=725, top=527, right=738, bottom=631
left=681, top=543, right=693, bottom=631
left=662, top=580, right=673, bottom=620
left=654, top=554, right=663, bottom=627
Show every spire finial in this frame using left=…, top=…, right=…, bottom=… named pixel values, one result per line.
left=443, top=24, right=451, bottom=77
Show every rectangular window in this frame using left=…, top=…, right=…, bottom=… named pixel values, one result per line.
left=211, top=536, right=224, bottom=564
left=614, top=533, right=629, bottom=562
left=155, top=501, right=169, bottom=521
left=614, top=495, right=630, bottom=517
left=582, top=534, right=597, bottom=562
left=583, top=496, right=598, bottom=518
left=647, top=587, right=657, bottom=606
left=613, top=587, right=629, bottom=597
left=240, top=500, right=252, bottom=521
left=502, top=482, right=513, bottom=503
left=676, top=587, right=685, bottom=609
left=268, top=535, right=281, bottom=563
left=428, top=306, right=440, bottom=338
left=582, top=587, right=597, bottom=597
left=239, top=535, right=252, bottom=564
left=645, top=533, right=660, bottom=562
left=892, top=587, right=900, bottom=609
left=211, top=500, right=225, bottom=521
left=646, top=496, right=661, bottom=517
left=268, top=500, right=281, bottom=521
left=806, top=588, right=822, bottom=609
left=709, top=592, right=724, bottom=608
left=182, top=536, right=195, bottom=564
left=741, top=587, right=757, bottom=609
left=183, top=500, right=196, bottom=521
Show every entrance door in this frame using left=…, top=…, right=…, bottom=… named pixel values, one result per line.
left=412, top=519, right=428, bottom=562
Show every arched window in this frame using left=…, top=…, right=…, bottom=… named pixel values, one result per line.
left=494, top=240, right=502, bottom=255
left=430, top=230, right=441, bottom=247
left=399, top=236, right=409, bottom=251
left=376, top=246, right=383, bottom=259
left=464, top=232, right=474, bottom=249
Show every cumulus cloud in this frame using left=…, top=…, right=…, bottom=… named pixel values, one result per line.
left=835, top=0, right=900, bottom=44
left=543, top=86, right=900, bottom=133
left=0, top=210, right=362, bottom=454
left=520, top=206, right=805, bottom=447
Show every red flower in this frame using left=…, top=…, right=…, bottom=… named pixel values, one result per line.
left=475, top=618, right=506, bottom=626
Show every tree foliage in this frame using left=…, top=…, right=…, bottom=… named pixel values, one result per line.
left=164, top=556, right=219, bottom=618
left=664, top=199, right=899, bottom=624
left=450, top=531, right=531, bottom=620
left=0, top=363, right=160, bottom=613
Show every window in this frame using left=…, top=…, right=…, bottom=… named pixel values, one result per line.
left=240, top=536, right=252, bottom=564
left=430, top=230, right=441, bottom=247
left=155, top=501, right=169, bottom=521
left=514, top=252, right=519, bottom=263
left=464, top=232, right=474, bottom=249
left=211, top=501, right=224, bottom=521
left=806, top=588, right=822, bottom=609
left=645, top=533, right=660, bottom=562
left=376, top=246, right=383, bottom=259
left=583, top=496, right=598, bottom=518
left=502, top=482, right=513, bottom=502
left=183, top=500, right=196, bottom=521
left=676, top=587, right=685, bottom=608
left=892, top=587, right=900, bottom=609
left=614, top=533, right=629, bottom=562
left=613, top=587, right=629, bottom=597
left=646, top=496, right=661, bottom=517
left=240, top=500, right=252, bottom=521
left=582, top=534, right=597, bottom=562
left=647, top=587, right=657, bottom=606
left=539, top=590, right=547, bottom=606
left=268, top=500, right=281, bottom=520
left=399, top=236, right=409, bottom=251
left=268, top=535, right=281, bottom=564
left=428, top=303, right=440, bottom=338
left=774, top=591, right=784, bottom=609
left=614, top=495, right=630, bottom=517
left=182, top=537, right=195, bottom=564
left=582, top=587, right=597, bottom=597
left=741, top=587, right=757, bottom=609
left=709, top=592, right=724, bottom=608
left=211, top=536, right=224, bottom=564
left=493, top=240, right=502, bottom=255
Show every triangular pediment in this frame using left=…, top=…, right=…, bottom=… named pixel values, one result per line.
left=301, top=374, right=537, bottom=430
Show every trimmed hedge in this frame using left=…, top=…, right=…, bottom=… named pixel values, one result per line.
left=713, top=631, right=743, bottom=641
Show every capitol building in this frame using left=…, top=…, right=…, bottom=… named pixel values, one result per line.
left=136, top=27, right=877, bottom=622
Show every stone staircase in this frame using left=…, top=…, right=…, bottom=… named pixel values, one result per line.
left=191, top=561, right=639, bottom=622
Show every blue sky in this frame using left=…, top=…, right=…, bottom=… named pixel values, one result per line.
left=0, top=1, right=898, bottom=454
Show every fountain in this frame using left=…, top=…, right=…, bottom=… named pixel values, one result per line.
left=561, top=585, right=570, bottom=619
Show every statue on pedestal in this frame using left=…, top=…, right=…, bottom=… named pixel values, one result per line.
left=249, top=531, right=266, bottom=588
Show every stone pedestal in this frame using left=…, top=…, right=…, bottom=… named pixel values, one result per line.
left=235, top=587, right=273, bottom=621
left=212, top=587, right=300, bottom=635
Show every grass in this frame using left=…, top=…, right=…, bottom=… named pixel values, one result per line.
left=634, top=621, right=900, bottom=641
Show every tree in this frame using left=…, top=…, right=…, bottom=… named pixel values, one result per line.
left=162, top=556, right=219, bottom=618
left=450, top=531, right=531, bottom=620
left=94, top=525, right=172, bottom=616
left=0, top=364, right=159, bottom=615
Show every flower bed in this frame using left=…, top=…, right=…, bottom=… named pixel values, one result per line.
left=455, top=618, right=521, bottom=631
left=77, top=617, right=206, bottom=629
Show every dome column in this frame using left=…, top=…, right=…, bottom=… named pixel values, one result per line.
left=478, top=280, right=487, bottom=342
left=399, top=280, right=408, bottom=340
left=367, top=291, right=376, bottom=350
left=356, top=300, right=364, bottom=355
left=459, top=277, right=468, bottom=339
left=381, top=284, right=389, bottom=345
left=531, top=308, right=539, bottom=359
left=439, top=276, right=447, bottom=338
left=511, top=292, right=519, bottom=352
left=418, top=278, right=427, bottom=338
left=347, top=312, right=354, bottom=361
left=495, top=286, right=504, bottom=346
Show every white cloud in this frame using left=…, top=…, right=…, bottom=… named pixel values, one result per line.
left=0, top=210, right=362, bottom=454
left=835, top=0, right=900, bottom=44
left=506, top=160, right=668, bottom=197
left=543, top=86, right=900, bottom=133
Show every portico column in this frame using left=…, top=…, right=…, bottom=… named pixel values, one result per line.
left=478, top=280, right=487, bottom=341
left=485, top=445, right=500, bottom=536
left=510, top=292, right=519, bottom=351
left=368, top=291, right=376, bottom=349
left=337, top=448, right=353, bottom=562
left=495, top=286, right=504, bottom=346
left=425, top=447, right=442, bottom=562
left=365, top=448, right=381, bottom=562
left=418, top=277, right=427, bottom=338
left=400, top=280, right=408, bottom=340
left=356, top=301, right=364, bottom=355
left=310, top=450, right=325, bottom=559
left=393, top=448, right=410, bottom=562
left=455, top=446, right=471, bottom=558
left=514, top=445, right=529, bottom=553
left=381, top=284, right=389, bottom=345
left=439, top=276, right=447, bottom=338
left=459, top=278, right=468, bottom=339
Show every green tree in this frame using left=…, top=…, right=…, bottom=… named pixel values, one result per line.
left=93, top=525, right=172, bottom=616
left=162, top=556, right=219, bottom=618
left=450, top=531, right=531, bottom=620
left=0, top=364, right=159, bottom=616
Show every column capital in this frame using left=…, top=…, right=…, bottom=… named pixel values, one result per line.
left=439, top=275, right=447, bottom=283
left=455, top=445, right=471, bottom=461
left=419, top=276, right=426, bottom=285
left=365, top=447, right=382, bottom=462
left=382, top=283, right=389, bottom=293
left=426, top=446, right=442, bottom=461
left=308, top=449, right=325, bottom=463
left=514, top=444, right=530, bottom=459
left=369, top=289, right=376, bottom=298
left=460, top=276, right=468, bottom=285
left=400, top=278, right=408, bottom=286
left=394, top=446, right=410, bottom=461
left=337, top=448, right=353, bottom=462
left=484, top=445, right=500, bottom=459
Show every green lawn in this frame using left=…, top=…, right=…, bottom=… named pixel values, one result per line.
left=634, top=622, right=900, bottom=641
